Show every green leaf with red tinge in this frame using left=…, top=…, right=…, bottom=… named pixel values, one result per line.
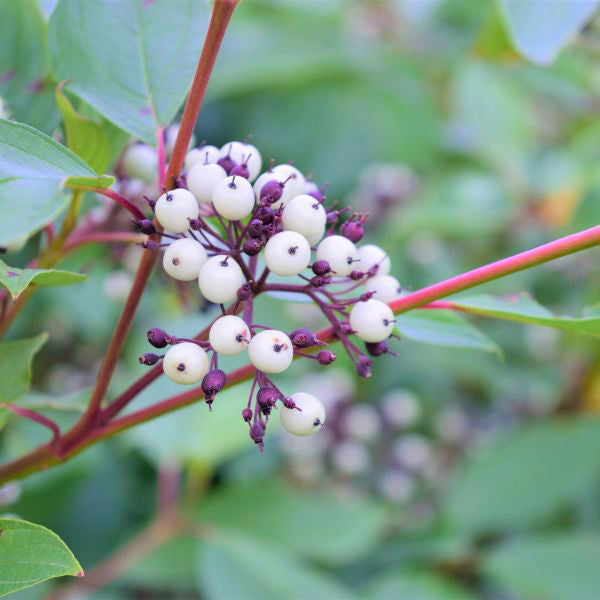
left=0, top=518, right=82, bottom=597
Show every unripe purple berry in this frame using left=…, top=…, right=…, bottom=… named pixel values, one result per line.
left=257, top=387, right=278, bottom=407
left=247, top=219, right=263, bottom=238
left=237, top=282, right=252, bottom=301
left=202, top=369, right=227, bottom=396
left=282, top=397, right=297, bottom=409
left=365, top=340, right=389, bottom=356
left=230, top=163, right=250, bottom=178
left=249, top=422, right=266, bottom=446
left=260, top=180, right=283, bottom=203
left=147, top=327, right=170, bottom=348
left=135, top=219, right=156, bottom=235
left=290, top=328, right=319, bottom=348
left=242, top=407, right=253, bottom=422
left=243, top=238, right=263, bottom=256
left=255, top=206, right=274, bottom=224
left=311, top=260, right=331, bottom=276
left=139, top=352, right=161, bottom=365
left=317, top=350, right=336, bottom=365
left=350, top=270, right=365, bottom=281
left=356, top=356, right=373, bottom=378
left=217, top=155, right=237, bottom=174
left=310, top=275, right=331, bottom=287
left=341, top=220, right=364, bottom=243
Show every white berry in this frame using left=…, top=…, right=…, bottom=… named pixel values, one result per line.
left=212, top=175, right=255, bottom=220
left=272, top=164, right=305, bottom=197
left=264, top=231, right=311, bottom=276
left=316, top=235, right=358, bottom=276
left=123, top=143, right=157, bottom=183
left=349, top=299, right=395, bottom=342
left=364, top=275, right=403, bottom=303
left=248, top=329, right=293, bottom=373
left=220, top=141, right=247, bottom=165
left=185, top=145, right=220, bottom=170
left=162, top=238, right=207, bottom=281
left=282, top=194, right=326, bottom=243
left=163, top=342, right=209, bottom=385
left=243, top=143, right=262, bottom=181
left=209, top=315, right=251, bottom=356
left=154, top=189, right=199, bottom=233
left=186, top=163, right=227, bottom=205
left=280, top=392, right=326, bottom=436
left=358, top=244, right=391, bottom=276
left=198, top=255, right=245, bottom=304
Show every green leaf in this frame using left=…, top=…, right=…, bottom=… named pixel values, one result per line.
left=445, top=293, right=600, bottom=338
left=199, top=480, right=387, bottom=564
left=445, top=417, right=600, bottom=532
left=198, top=531, right=355, bottom=600
left=366, top=570, right=476, bottom=600
left=498, top=0, right=600, bottom=65
left=0, top=177, right=69, bottom=247
left=48, top=0, right=207, bottom=143
left=0, top=333, right=48, bottom=403
left=395, top=310, right=501, bottom=355
left=55, top=85, right=110, bottom=173
left=0, top=119, right=110, bottom=186
left=0, top=517, right=82, bottom=597
left=0, top=0, right=60, bottom=134
left=483, top=534, right=600, bottom=600
left=0, top=258, right=86, bottom=299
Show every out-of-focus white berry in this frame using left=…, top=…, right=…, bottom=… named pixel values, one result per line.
left=264, top=231, right=311, bottom=276
left=103, top=271, right=133, bottom=301
left=280, top=392, right=325, bottom=436
left=381, top=389, right=421, bottom=429
left=358, top=244, right=391, bottom=276
left=341, top=404, right=381, bottom=442
left=248, top=329, right=293, bottom=373
left=435, top=406, right=469, bottom=444
left=364, top=275, right=403, bottom=303
left=162, top=238, right=207, bottom=281
left=198, top=255, right=246, bottom=304
left=349, top=298, right=395, bottom=342
left=123, top=143, right=158, bottom=183
left=185, top=145, right=220, bottom=170
left=316, top=235, right=358, bottom=276
left=187, top=163, right=227, bottom=205
left=0, top=96, right=10, bottom=119
left=392, top=434, right=432, bottom=472
left=209, top=315, right=250, bottom=356
left=212, top=175, right=255, bottom=220
left=272, top=164, right=305, bottom=197
left=163, top=342, right=209, bottom=385
left=282, top=194, right=326, bottom=243
left=377, top=470, right=415, bottom=502
left=331, top=439, right=371, bottom=476
left=154, top=189, right=199, bottom=233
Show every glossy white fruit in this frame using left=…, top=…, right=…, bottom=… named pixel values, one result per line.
left=220, top=141, right=247, bottom=165
left=243, top=143, right=262, bottom=181
left=163, top=342, right=209, bottom=384
left=272, top=164, right=305, bottom=197
left=198, top=255, right=245, bottom=304
left=280, top=392, right=326, bottom=436
left=209, top=315, right=251, bottom=356
left=186, top=163, right=227, bottom=205
left=358, top=244, right=391, bottom=276
left=264, top=231, right=311, bottom=276
left=248, top=329, right=293, bottom=373
left=316, top=235, right=358, bottom=276
left=212, top=175, right=255, bottom=220
left=162, top=238, right=207, bottom=281
left=185, top=145, right=220, bottom=170
left=154, top=188, right=199, bottom=233
left=364, top=275, right=402, bottom=303
left=123, top=144, right=158, bottom=183
left=282, top=194, right=326, bottom=242
left=349, top=299, right=395, bottom=342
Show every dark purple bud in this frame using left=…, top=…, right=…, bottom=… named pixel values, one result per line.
left=282, top=397, right=297, bottom=409
left=263, top=222, right=277, bottom=238
left=139, top=352, right=161, bottom=365
left=237, top=282, right=252, bottom=301
left=247, top=219, right=263, bottom=238
left=340, top=322, right=354, bottom=335
left=140, top=240, right=160, bottom=250
left=341, top=220, right=364, bottom=243
left=359, top=291, right=375, bottom=302
left=290, top=328, right=319, bottom=348
left=202, top=369, right=227, bottom=396
left=230, top=163, right=249, bottom=179
left=350, top=270, right=365, bottom=281
left=217, top=155, right=237, bottom=174
left=257, top=387, right=278, bottom=407
left=260, top=180, right=283, bottom=203
left=243, top=238, right=263, bottom=256
left=147, top=327, right=170, bottom=348
left=249, top=422, right=266, bottom=447
left=317, top=350, right=337, bottom=365
left=306, top=186, right=324, bottom=203
left=356, top=355, right=373, bottom=378
left=242, top=407, right=253, bottom=422
left=255, top=206, right=274, bottom=224
left=310, top=275, right=331, bottom=288
left=188, top=218, right=203, bottom=230
left=135, top=219, right=156, bottom=235
left=311, top=260, right=331, bottom=276
left=326, top=210, right=340, bottom=224
left=365, top=341, right=389, bottom=356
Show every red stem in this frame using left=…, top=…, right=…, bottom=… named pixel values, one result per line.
left=4, top=404, right=60, bottom=447
left=63, top=186, right=146, bottom=221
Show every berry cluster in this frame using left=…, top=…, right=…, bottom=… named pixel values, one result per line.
left=135, top=137, right=403, bottom=449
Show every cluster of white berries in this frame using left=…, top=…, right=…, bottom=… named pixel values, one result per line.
left=136, top=135, right=404, bottom=444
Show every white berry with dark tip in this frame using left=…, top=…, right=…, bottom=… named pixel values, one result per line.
left=350, top=299, right=395, bottom=342
left=209, top=315, right=251, bottom=356
left=272, top=164, right=305, bottom=197
left=248, top=329, right=293, bottom=373
left=364, top=275, right=403, bottom=303
left=212, top=175, right=255, bottom=220
left=185, top=145, right=220, bottom=170
left=198, top=255, right=246, bottom=304
left=123, top=143, right=157, bottom=183
left=154, top=189, right=199, bottom=233
left=163, top=238, right=207, bottom=281
left=243, top=143, right=262, bottom=181
left=280, top=392, right=326, bottom=436
left=358, top=244, right=391, bottom=276
left=264, top=231, right=311, bottom=276
left=187, top=163, right=227, bottom=205
left=163, top=342, right=209, bottom=384
left=282, top=194, right=326, bottom=243
left=316, top=235, right=358, bottom=276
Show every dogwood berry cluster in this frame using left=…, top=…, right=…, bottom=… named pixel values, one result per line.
left=136, top=137, right=403, bottom=450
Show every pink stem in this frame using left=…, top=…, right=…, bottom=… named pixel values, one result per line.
left=64, top=186, right=146, bottom=221
left=5, top=403, right=60, bottom=447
